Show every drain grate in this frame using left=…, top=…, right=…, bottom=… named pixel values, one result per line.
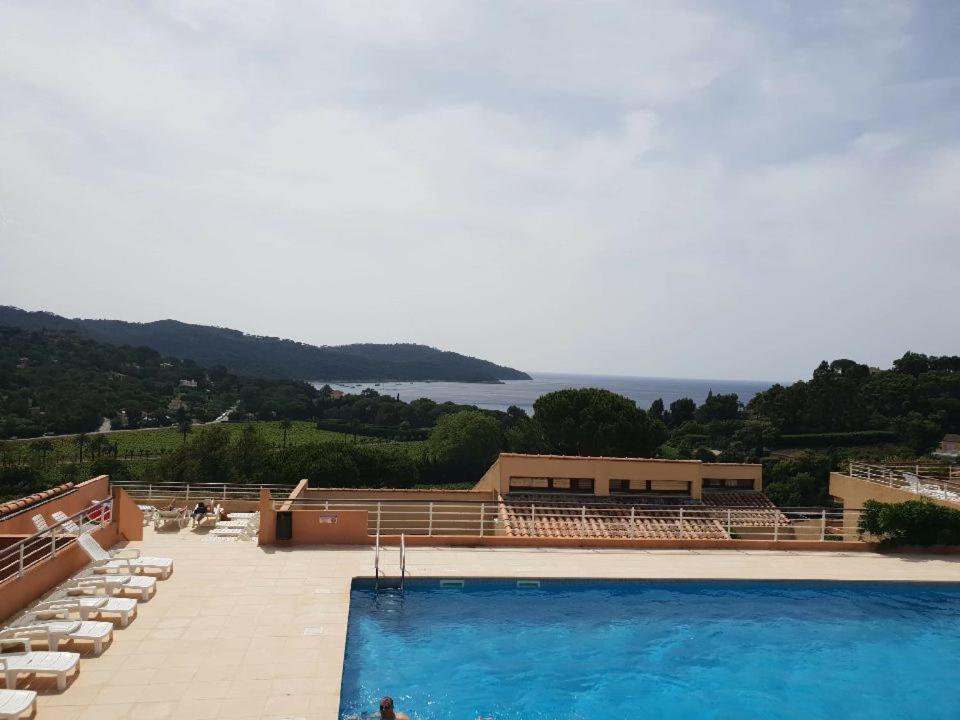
left=439, top=579, right=465, bottom=588
left=517, top=580, right=541, bottom=589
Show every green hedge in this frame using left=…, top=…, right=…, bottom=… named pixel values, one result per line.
left=858, top=499, right=960, bottom=546
left=774, top=430, right=897, bottom=448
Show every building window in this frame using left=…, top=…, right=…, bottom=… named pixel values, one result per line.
left=703, top=478, right=755, bottom=490
left=509, top=477, right=595, bottom=493
left=610, top=479, right=692, bottom=495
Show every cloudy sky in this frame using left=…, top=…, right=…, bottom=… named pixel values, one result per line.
left=1, top=1, right=958, bottom=381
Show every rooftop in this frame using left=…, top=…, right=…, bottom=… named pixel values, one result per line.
left=10, top=524, right=960, bottom=720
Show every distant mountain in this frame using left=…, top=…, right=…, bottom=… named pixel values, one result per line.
left=0, top=306, right=531, bottom=383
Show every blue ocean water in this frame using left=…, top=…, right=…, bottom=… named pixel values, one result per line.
left=339, top=579, right=960, bottom=720
left=317, top=372, right=774, bottom=413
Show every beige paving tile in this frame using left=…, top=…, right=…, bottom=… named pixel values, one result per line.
left=78, top=702, right=133, bottom=720
left=130, top=701, right=178, bottom=720
left=174, top=698, right=222, bottom=720
left=263, top=694, right=312, bottom=715
left=11, top=522, right=958, bottom=720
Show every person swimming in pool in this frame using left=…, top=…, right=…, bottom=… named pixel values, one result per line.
left=379, top=697, right=409, bottom=720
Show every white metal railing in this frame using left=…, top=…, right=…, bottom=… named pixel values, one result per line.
left=111, top=480, right=296, bottom=501
left=847, top=462, right=960, bottom=503
left=874, top=463, right=960, bottom=480
left=275, top=498, right=860, bottom=542
left=374, top=531, right=381, bottom=589
left=400, top=533, right=406, bottom=589
left=0, top=498, right=114, bottom=585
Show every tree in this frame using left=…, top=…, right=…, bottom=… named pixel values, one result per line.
left=427, top=411, right=502, bottom=481
left=734, top=420, right=780, bottom=457
left=74, top=433, right=88, bottom=462
left=533, top=388, right=666, bottom=457
left=176, top=406, right=192, bottom=444
left=279, top=419, right=292, bottom=449
left=648, top=398, right=665, bottom=422
left=893, top=412, right=942, bottom=455
left=695, top=391, right=741, bottom=423
left=665, top=398, right=696, bottom=428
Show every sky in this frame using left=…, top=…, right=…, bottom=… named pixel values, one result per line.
left=1, top=1, right=958, bottom=382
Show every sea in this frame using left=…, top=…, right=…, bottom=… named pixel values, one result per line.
left=314, top=372, right=775, bottom=414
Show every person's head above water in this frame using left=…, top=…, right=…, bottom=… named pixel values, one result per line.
left=379, top=698, right=395, bottom=719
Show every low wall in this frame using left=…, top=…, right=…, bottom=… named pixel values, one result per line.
left=129, top=498, right=261, bottom=514
left=295, top=487, right=497, bottom=502
left=258, top=490, right=370, bottom=545
left=0, top=476, right=111, bottom=535
left=0, top=523, right=119, bottom=623
left=0, top=486, right=142, bottom=623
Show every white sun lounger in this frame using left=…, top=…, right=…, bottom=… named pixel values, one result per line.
left=77, top=534, right=174, bottom=579
left=33, top=597, right=137, bottom=627
left=49, top=512, right=82, bottom=535
left=0, top=639, right=80, bottom=691
left=68, top=574, right=157, bottom=601
left=30, top=515, right=52, bottom=535
left=0, top=689, right=36, bottom=719
left=138, top=505, right=157, bottom=526
left=0, top=621, right=113, bottom=656
left=154, top=508, right=189, bottom=531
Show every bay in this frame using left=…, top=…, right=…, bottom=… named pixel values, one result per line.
left=313, top=372, right=775, bottom=414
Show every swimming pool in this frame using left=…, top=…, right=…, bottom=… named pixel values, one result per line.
left=339, top=578, right=960, bottom=720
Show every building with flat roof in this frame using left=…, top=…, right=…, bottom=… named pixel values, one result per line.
left=474, top=452, right=763, bottom=499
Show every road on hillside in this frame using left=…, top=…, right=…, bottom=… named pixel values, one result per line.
left=9, top=402, right=239, bottom=442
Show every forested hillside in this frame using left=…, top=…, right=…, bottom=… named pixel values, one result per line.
left=0, top=327, right=319, bottom=437
left=0, top=307, right=530, bottom=382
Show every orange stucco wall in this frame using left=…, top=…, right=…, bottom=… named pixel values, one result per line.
left=0, top=481, right=143, bottom=623
left=0, top=523, right=119, bottom=623
left=258, top=489, right=370, bottom=546
left=0, top=476, right=111, bottom=535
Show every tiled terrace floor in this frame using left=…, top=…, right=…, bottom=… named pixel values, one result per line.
left=20, top=527, right=960, bottom=720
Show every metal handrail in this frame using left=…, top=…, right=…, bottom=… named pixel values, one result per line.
left=112, top=480, right=296, bottom=501
left=374, top=531, right=380, bottom=589
left=270, top=498, right=860, bottom=542
left=848, top=462, right=960, bottom=501
left=400, top=533, right=406, bottom=590
left=0, top=498, right=114, bottom=584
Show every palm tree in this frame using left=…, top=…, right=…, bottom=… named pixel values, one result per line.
left=36, top=439, right=54, bottom=463
left=75, top=433, right=88, bottom=462
left=89, top=435, right=106, bottom=460
left=176, top=405, right=192, bottom=444
left=279, top=419, right=292, bottom=449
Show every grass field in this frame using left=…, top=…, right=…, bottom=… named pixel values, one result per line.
left=8, top=421, right=425, bottom=463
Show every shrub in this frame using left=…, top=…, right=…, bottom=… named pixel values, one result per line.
left=858, top=499, right=960, bottom=547
left=774, top=430, right=897, bottom=448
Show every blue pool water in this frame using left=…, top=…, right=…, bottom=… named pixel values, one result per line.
left=339, top=579, right=960, bottom=720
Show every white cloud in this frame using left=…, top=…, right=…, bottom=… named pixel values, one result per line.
left=0, top=0, right=958, bottom=380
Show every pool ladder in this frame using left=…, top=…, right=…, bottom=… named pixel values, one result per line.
left=374, top=532, right=405, bottom=591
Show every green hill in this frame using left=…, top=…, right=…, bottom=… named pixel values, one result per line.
left=0, top=306, right=530, bottom=382
left=0, top=326, right=319, bottom=437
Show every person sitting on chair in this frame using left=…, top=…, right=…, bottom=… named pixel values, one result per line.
left=191, top=500, right=209, bottom=526
left=379, top=697, right=408, bottom=720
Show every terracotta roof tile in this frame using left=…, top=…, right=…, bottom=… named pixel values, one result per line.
left=0, top=482, right=75, bottom=519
